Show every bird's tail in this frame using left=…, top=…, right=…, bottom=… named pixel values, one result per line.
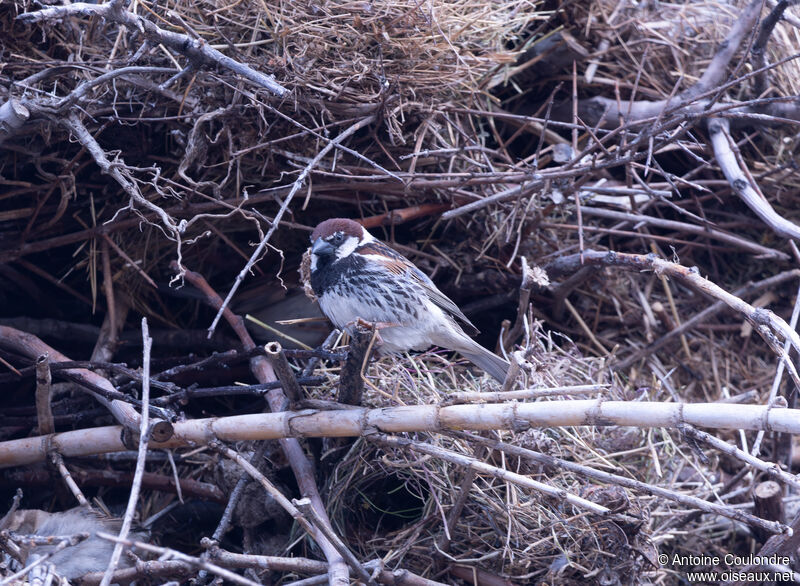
left=457, top=339, right=510, bottom=383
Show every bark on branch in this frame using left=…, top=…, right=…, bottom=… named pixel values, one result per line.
left=0, top=325, right=172, bottom=439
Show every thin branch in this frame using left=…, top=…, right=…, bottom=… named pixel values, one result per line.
left=96, top=532, right=261, bottom=586
left=207, top=115, right=376, bottom=336
left=62, top=113, right=187, bottom=263
left=579, top=206, right=789, bottom=260
left=16, top=0, right=287, bottom=97
left=548, top=250, right=800, bottom=387
left=444, top=384, right=608, bottom=405
left=613, top=269, right=800, bottom=371
left=371, top=433, right=610, bottom=515
left=449, top=430, right=789, bottom=537
left=98, top=318, right=153, bottom=586
left=680, top=425, right=800, bottom=491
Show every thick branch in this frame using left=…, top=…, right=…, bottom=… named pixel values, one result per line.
left=3, top=400, right=800, bottom=468
left=751, top=0, right=791, bottom=96
left=0, top=325, right=171, bottom=438
left=177, top=265, right=349, bottom=585
left=708, top=116, right=800, bottom=241
left=0, top=98, right=30, bottom=146
left=684, top=0, right=763, bottom=100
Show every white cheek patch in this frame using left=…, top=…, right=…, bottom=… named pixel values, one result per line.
left=309, top=251, right=318, bottom=271
left=335, top=235, right=360, bottom=260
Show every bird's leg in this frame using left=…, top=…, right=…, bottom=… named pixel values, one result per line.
left=349, top=317, right=400, bottom=330
left=345, top=317, right=399, bottom=350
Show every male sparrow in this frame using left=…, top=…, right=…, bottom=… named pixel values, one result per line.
left=308, top=218, right=509, bottom=382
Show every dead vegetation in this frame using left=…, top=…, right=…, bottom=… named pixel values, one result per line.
left=2, top=0, right=800, bottom=583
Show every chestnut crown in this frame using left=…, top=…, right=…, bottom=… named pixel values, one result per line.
left=310, top=218, right=364, bottom=243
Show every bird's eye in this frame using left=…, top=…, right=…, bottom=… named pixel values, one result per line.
left=331, top=233, right=344, bottom=245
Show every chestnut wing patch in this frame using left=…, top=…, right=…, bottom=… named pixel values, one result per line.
left=356, top=242, right=409, bottom=276
left=356, top=241, right=480, bottom=336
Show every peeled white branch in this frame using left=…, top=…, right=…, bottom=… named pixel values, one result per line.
left=2, top=400, right=800, bottom=469
left=708, top=116, right=800, bottom=242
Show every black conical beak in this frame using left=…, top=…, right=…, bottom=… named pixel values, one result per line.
left=311, top=238, right=335, bottom=256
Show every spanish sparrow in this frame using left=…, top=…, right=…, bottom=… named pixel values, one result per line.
left=308, top=218, right=509, bottom=382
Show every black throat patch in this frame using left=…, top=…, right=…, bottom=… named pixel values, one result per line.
left=310, top=250, right=367, bottom=296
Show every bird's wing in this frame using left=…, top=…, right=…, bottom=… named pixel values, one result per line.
left=356, top=241, right=480, bottom=335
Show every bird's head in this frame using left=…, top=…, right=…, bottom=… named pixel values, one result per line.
left=309, top=218, right=373, bottom=266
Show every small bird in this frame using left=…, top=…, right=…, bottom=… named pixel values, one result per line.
left=308, top=218, right=509, bottom=382
left=2, top=507, right=144, bottom=580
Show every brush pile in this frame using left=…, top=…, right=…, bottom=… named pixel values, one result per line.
left=1, top=0, right=800, bottom=583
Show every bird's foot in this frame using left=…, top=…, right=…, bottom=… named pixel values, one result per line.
left=349, top=317, right=400, bottom=331
left=346, top=318, right=401, bottom=350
